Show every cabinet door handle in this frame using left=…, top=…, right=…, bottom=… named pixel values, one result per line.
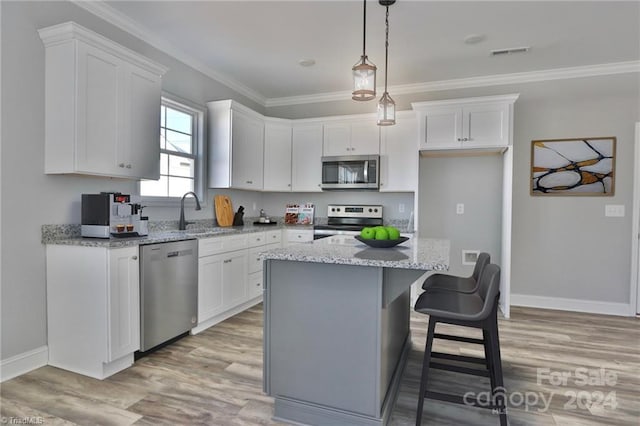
left=119, top=163, right=125, bottom=168
left=246, top=180, right=253, bottom=184
left=126, top=164, right=132, bottom=169
left=224, top=259, right=232, bottom=264
left=131, top=255, right=138, bottom=260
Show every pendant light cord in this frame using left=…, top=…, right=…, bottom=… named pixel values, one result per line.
left=362, top=0, right=367, bottom=57
left=384, top=5, right=389, bottom=91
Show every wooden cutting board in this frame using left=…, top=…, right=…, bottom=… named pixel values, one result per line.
left=214, top=195, right=234, bottom=227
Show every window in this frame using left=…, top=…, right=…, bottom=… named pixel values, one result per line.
left=140, top=96, right=204, bottom=200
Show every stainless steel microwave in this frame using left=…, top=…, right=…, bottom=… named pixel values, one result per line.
left=321, top=155, right=379, bottom=190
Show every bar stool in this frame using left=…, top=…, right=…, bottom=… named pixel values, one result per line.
left=414, top=264, right=507, bottom=426
left=421, top=252, right=490, bottom=293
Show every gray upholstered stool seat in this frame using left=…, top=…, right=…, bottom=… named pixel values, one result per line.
left=421, top=252, right=490, bottom=293
left=414, top=289, right=484, bottom=321
left=414, top=263, right=507, bottom=426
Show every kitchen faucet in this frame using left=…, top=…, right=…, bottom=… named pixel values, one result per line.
left=178, top=191, right=202, bottom=230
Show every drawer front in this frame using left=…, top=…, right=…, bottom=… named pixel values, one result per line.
left=199, top=234, right=248, bottom=257
left=286, top=229, right=313, bottom=244
left=248, top=246, right=263, bottom=274
left=265, top=229, right=282, bottom=245
left=247, top=232, right=266, bottom=248
left=248, top=271, right=263, bottom=298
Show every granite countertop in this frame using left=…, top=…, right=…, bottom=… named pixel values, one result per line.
left=260, top=235, right=449, bottom=271
left=43, top=222, right=314, bottom=248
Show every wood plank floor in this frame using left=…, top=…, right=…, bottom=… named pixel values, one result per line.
left=1, top=305, right=638, bottom=425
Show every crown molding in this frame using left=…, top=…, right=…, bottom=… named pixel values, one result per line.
left=38, top=21, right=168, bottom=75
left=265, top=60, right=640, bottom=107
left=69, top=1, right=639, bottom=109
left=70, top=0, right=266, bottom=106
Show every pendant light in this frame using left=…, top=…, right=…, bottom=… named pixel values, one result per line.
left=352, top=0, right=376, bottom=101
left=377, top=0, right=396, bottom=126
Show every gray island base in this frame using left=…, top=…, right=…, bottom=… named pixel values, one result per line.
left=261, top=236, right=449, bottom=425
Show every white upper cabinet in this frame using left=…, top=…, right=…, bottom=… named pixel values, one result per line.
left=413, top=94, right=519, bottom=151
left=292, top=124, right=323, bottom=192
left=263, top=120, right=293, bottom=191
left=208, top=100, right=265, bottom=190
left=380, top=113, right=419, bottom=192
left=39, top=22, right=167, bottom=180
left=323, top=119, right=380, bottom=156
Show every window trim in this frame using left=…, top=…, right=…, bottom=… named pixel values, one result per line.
left=138, top=92, right=206, bottom=207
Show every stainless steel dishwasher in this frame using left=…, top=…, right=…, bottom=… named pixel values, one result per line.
left=139, top=239, right=198, bottom=353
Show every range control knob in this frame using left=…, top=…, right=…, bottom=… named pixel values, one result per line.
left=337, top=208, right=341, bottom=212
left=374, top=208, right=378, bottom=213
left=368, top=208, right=373, bottom=212
left=331, top=208, right=335, bottom=212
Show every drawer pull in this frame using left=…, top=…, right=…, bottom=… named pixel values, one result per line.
left=224, top=259, right=232, bottom=264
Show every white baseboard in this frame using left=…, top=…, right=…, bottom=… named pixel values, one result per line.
left=0, top=345, right=48, bottom=382
left=511, top=294, right=632, bottom=317
left=191, top=296, right=262, bottom=335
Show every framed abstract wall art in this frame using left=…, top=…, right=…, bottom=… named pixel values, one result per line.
left=531, top=137, right=616, bottom=196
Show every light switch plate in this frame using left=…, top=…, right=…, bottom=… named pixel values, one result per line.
left=456, top=203, right=464, bottom=215
left=605, top=205, right=625, bottom=217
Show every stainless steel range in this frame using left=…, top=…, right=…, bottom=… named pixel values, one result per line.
left=313, top=204, right=383, bottom=240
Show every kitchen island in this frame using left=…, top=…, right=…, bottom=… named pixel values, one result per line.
left=261, top=235, right=449, bottom=426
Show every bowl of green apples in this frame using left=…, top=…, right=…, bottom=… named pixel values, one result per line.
left=355, top=226, right=409, bottom=248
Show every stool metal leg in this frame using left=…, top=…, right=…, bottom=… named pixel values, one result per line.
left=416, top=318, right=437, bottom=426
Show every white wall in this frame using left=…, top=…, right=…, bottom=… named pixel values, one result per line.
left=419, top=155, right=503, bottom=277
left=510, top=78, right=639, bottom=304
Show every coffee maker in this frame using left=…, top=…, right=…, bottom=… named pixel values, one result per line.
left=81, top=192, right=148, bottom=238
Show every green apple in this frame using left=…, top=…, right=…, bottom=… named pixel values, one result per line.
left=375, top=228, right=389, bottom=240
left=360, top=227, right=375, bottom=240
left=387, top=226, right=400, bottom=240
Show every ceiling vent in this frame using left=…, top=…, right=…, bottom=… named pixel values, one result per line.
left=490, top=47, right=530, bottom=56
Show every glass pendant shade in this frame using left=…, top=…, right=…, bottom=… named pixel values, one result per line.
left=352, top=56, right=376, bottom=101
left=377, top=91, right=396, bottom=126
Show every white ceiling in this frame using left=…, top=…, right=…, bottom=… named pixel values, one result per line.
left=98, top=1, right=639, bottom=105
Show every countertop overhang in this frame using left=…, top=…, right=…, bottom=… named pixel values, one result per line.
left=260, top=235, right=449, bottom=271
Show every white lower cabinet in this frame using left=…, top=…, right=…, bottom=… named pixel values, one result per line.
left=46, top=245, right=140, bottom=379
left=194, top=230, right=282, bottom=334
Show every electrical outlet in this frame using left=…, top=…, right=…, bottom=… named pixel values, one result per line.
left=462, top=250, right=480, bottom=265
left=456, top=203, right=464, bottom=215
left=604, top=204, right=625, bottom=217
left=399, top=203, right=405, bottom=213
